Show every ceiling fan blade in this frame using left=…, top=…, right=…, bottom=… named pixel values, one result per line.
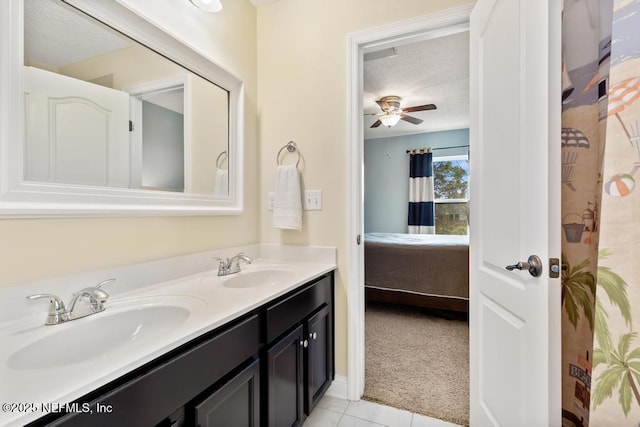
left=370, top=119, right=383, bottom=128
left=401, top=115, right=423, bottom=125
left=402, top=104, right=437, bottom=113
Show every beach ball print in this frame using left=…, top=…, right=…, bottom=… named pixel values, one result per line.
left=605, top=173, right=636, bottom=197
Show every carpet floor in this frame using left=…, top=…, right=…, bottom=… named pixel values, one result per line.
left=364, top=303, right=470, bottom=426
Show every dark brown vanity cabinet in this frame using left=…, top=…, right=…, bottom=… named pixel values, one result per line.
left=32, top=314, right=262, bottom=427
left=264, top=274, right=335, bottom=426
left=29, top=271, right=334, bottom=427
left=191, top=358, right=261, bottom=427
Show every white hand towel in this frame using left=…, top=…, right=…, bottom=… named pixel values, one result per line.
left=214, top=168, right=228, bottom=196
left=273, top=164, right=302, bottom=231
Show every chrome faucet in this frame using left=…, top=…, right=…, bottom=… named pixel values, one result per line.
left=25, top=294, right=68, bottom=325
left=66, top=285, right=110, bottom=319
left=212, top=253, right=252, bottom=276
left=26, top=279, right=115, bottom=325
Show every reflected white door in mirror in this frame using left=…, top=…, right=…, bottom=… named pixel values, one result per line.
left=0, top=0, right=244, bottom=216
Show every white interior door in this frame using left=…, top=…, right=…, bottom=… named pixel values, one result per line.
left=24, top=66, right=130, bottom=187
left=469, top=0, right=561, bottom=425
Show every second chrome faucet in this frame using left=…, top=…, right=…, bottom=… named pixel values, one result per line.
left=26, top=279, right=115, bottom=325
left=212, top=253, right=252, bottom=276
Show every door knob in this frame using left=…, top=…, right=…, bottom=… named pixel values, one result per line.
left=505, top=255, right=543, bottom=277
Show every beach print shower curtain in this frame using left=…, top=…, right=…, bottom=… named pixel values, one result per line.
left=561, top=1, right=612, bottom=426
left=563, top=1, right=640, bottom=426
left=590, top=1, right=640, bottom=425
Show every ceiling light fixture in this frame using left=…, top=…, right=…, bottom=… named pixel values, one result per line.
left=189, top=0, right=223, bottom=12
left=379, top=113, right=402, bottom=127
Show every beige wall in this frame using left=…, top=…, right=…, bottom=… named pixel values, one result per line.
left=257, top=0, right=474, bottom=379
left=0, top=0, right=258, bottom=287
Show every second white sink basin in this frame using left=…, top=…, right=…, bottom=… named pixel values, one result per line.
left=222, top=268, right=298, bottom=289
left=8, top=296, right=205, bottom=371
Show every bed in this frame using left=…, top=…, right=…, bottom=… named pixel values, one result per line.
left=364, top=232, right=469, bottom=312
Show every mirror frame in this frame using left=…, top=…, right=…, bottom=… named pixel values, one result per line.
left=0, top=0, right=244, bottom=216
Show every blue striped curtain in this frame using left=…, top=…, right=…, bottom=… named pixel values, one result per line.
left=407, top=149, right=435, bottom=234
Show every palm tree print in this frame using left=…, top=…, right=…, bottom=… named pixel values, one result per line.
left=595, top=249, right=632, bottom=358
left=561, top=253, right=596, bottom=330
left=593, top=333, right=640, bottom=415
left=592, top=250, right=639, bottom=416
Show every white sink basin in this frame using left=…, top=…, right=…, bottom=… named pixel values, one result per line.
left=8, top=297, right=205, bottom=370
left=222, top=268, right=298, bottom=289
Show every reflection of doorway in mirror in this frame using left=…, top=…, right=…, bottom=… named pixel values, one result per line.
left=128, top=77, right=186, bottom=193
left=141, top=98, right=185, bottom=192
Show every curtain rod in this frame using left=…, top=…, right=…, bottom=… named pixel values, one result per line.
left=406, top=144, right=469, bottom=153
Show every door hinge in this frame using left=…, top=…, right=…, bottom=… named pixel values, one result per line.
left=356, top=234, right=361, bottom=245
left=549, top=258, right=560, bottom=278
left=129, top=120, right=134, bottom=132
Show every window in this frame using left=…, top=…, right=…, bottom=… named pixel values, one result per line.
left=433, top=155, right=469, bottom=235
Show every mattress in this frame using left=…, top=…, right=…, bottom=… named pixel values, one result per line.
left=364, top=232, right=469, bottom=301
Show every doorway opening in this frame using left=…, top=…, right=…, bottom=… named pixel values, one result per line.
left=346, top=4, right=473, bottom=424
left=127, top=76, right=188, bottom=192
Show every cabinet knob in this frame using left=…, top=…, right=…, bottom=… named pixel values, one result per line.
left=300, top=339, right=309, bottom=348
left=309, top=332, right=317, bottom=340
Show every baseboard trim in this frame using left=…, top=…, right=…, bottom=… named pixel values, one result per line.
left=325, top=375, right=349, bottom=400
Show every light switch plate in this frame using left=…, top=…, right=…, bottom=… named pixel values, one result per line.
left=267, top=192, right=274, bottom=211
left=304, top=190, right=322, bottom=211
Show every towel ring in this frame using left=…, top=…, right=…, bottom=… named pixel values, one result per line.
left=276, top=141, right=301, bottom=167
left=216, top=151, right=228, bottom=169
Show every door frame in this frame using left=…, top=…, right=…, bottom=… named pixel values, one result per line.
left=126, top=75, right=190, bottom=192
left=345, top=4, right=474, bottom=400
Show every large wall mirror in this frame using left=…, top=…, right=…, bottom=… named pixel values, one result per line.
left=0, top=0, right=244, bottom=215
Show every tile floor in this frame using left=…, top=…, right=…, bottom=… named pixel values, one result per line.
left=303, top=396, right=463, bottom=427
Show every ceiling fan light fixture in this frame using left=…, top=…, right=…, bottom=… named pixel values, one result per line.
left=379, top=113, right=401, bottom=127
left=189, top=0, right=223, bottom=12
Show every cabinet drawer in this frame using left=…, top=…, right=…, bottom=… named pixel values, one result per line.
left=265, top=274, right=332, bottom=343
left=42, top=314, right=261, bottom=427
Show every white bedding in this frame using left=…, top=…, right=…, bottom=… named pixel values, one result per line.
left=364, top=232, right=469, bottom=246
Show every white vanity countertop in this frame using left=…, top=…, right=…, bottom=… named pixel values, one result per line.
left=0, top=244, right=336, bottom=426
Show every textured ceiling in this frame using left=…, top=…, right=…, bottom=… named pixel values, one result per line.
left=364, top=30, right=470, bottom=140
left=24, top=0, right=132, bottom=68
left=24, top=0, right=467, bottom=140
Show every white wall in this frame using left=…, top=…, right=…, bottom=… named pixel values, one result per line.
left=365, top=129, right=469, bottom=232
left=256, top=0, right=475, bottom=380
left=0, top=0, right=258, bottom=288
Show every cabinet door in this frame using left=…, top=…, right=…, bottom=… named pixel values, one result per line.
left=267, top=325, right=304, bottom=427
left=305, top=304, right=333, bottom=414
left=192, top=359, right=260, bottom=427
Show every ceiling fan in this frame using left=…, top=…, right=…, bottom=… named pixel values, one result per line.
left=367, top=95, right=437, bottom=128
